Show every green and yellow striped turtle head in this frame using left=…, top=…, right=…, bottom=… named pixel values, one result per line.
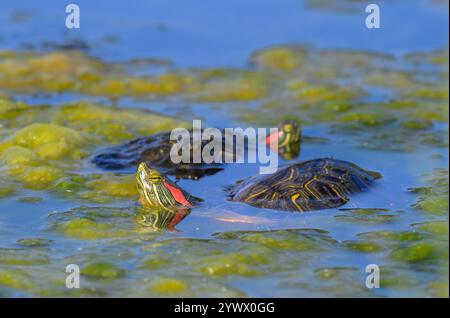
left=136, top=162, right=197, bottom=210
left=279, top=119, right=301, bottom=145
left=137, top=162, right=163, bottom=184
left=271, top=119, right=301, bottom=160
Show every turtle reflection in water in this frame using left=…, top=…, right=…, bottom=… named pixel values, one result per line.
left=92, top=120, right=302, bottom=179
left=136, top=208, right=190, bottom=231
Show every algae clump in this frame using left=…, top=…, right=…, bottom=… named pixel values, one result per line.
left=11, top=123, right=86, bottom=160
left=59, top=218, right=128, bottom=240
left=150, top=278, right=189, bottom=294
left=0, top=268, right=33, bottom=290
left=82, top=262, right=126, bottom=279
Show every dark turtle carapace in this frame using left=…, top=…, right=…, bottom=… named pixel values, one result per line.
left=93, top=131, right=224, bottom=179
left=92, top=120, right=302, bottom=179
left=227, top=158, right=381, bottom=212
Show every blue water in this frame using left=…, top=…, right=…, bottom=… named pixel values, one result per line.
left=1, top=0, right=448, bottom=67
left=0, top=0, right=448, bottom=298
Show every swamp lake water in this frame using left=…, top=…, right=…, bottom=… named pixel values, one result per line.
left=0, top=0, right=448, bottom=297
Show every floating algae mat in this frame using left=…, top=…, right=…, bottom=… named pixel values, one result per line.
left=0, top=41, right=448, bottom=297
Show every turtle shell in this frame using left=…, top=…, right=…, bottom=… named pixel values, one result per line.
left=92, top=131, right=229, bottom=179
left=227, top=158, right=381, bottom=212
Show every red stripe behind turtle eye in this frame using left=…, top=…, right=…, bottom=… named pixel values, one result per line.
left=265, top=130, right=281, bottom=145
left=265, top=130, right=282, bottom=146
left=163, top=181, right=192, bottom=207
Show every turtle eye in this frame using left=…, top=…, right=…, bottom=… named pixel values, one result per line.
left=148, top=174, right=162, bottom=183
left=283, top=124, right=293, bottom=132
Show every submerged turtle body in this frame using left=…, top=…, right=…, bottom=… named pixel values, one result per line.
left=92, top=120, right=302, bottom=179
left=227, top=158, right=381, bottom=212
left=92, top=131, right=224, bottom=180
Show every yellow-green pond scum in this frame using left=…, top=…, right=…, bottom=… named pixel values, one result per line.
left=0, top=43, right=448, bottom=297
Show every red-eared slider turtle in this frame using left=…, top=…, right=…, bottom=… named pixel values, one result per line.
left=92, top=120, right=302, bottom=179
left=226, top=158, right=381, bottom=212
left=136, top=162, right=203, bottom=210
left=93, top=130, right=224, bottom=179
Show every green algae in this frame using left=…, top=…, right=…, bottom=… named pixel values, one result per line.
left=18, top=196, right=43, bottom=203
left=0, top=51, right=105, bottom=93
left=400, top=119, right=434, bottom=130
left=139, top=257, right=171, bottom=270
left=141, top=229, right=339, bottom=279
left=0, top=185, right=15, bottom=198
left=357, top=230, right=426, bottom=242
left=0, top=43, right=448, bottom=298
left=314, top=266, right=359, bottom=280
left=149, top=278, right=189, bottom=295
left=390, top=241, right=446, bottom=263
left=16, top=238, right=54, bottom=247
left=11, top=123, right=86, bottom=159
left=194, top=72, right=268, bottom=102
left=214, top=228, right=337, bottom=251
left=335, top=208, right=399, bottom=224
left=231, top=44, right=448, bottom=153
left=251, top=46, right=303, bottom=72
left=427, top=281, right=450, bottom=298
left=17, top=166, right=63, bottom=190
left=0, top=97, right=17, bottom=115
left=410, top=169, right=449, bottom=215
left=0, top=146, right=40, bottom=166
left=47, top=206, right=140, bottom=240
left=82, top=262, right=126, bottom=279
left=194, top=250, right=270, bottom=277
left=85, top=174, right=138, bottom=198
left=412, top=221, right=449, bottom=237
left=1, top=46, right=448, bottom=158
left=140, top=237, right=277, bottom=278
left=57, top=218, right=128, bottom=240
left=0, top=248, right=50, bottom=265
left=53, top=102, right=188, bottom=142
left=413, top=195, right=448, bottom=215
left=53, top=173, right=138, bottom=203
left=379, top=267, right=420, bottom=289
left=0, top=100, right=184, bottom=198
left=342, top=240, right=384, bottom=253
left=0, top=268, right=33, bottom=290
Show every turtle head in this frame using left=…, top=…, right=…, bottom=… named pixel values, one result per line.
left=137, top=162, right=163, bottom=185
left=278, top=120, right=301, bottom=143
left=265, top=119, right=301, bottom=160
left=136, top=162, right=194, bottom=209
left=136, top=162, right=166, bottom=208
